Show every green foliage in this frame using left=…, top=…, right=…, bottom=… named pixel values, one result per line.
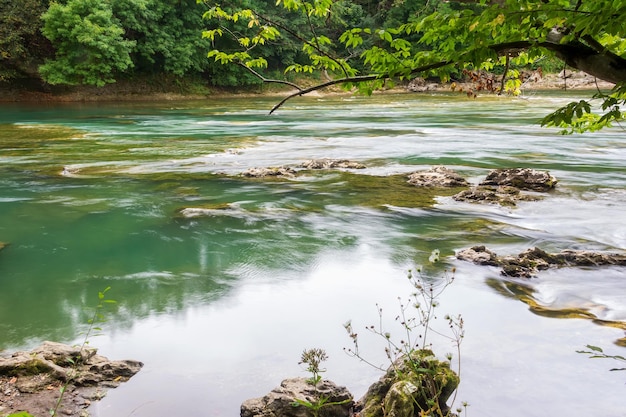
left=542, top=85, right=626, bottom=134
left=113, top=0, right=211, bottom=76
left=292, top=395, right=352, bottom=417
left=40, top=0, right=135, bottom=86
left=0, top=0, right=51, bottom=81
left=7, top=413, right=36, bottom=417
left=204, top=0, right=626, bottom=131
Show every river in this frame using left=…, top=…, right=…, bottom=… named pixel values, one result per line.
left=0, top=92, right=624, bottom=417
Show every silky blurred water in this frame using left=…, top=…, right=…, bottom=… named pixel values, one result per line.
left=0, top=92, right=624, bottom=417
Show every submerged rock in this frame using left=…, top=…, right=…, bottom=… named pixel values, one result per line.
left=0, top=241, right=6, bottom=251
left=480, top=168, right=557, bottom=191
left=452, top=185, right=543, bottom=206
left=407, top=166, right=469, bottom=187
left=177, top=203, right=236, bottom=218
left=457, top=246, right=626, bottom=277
left=241, top=377, right=353, bottom=417
left=242, top=166, right=297, bottom=178
left=299, top=159, right=366, bottom=170
left=356, top=350, right=459, bottom=417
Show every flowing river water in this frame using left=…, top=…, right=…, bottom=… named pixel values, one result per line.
left=0, top=92, right=625, bottom=417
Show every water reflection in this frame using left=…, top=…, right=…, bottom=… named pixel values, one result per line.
left=0, top=94, right=625, bottom=417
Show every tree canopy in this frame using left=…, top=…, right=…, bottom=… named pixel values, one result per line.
left=204, top=0, right=626, bottom=133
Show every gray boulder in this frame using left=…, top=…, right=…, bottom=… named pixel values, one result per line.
left=480, top=168, right=557, bottom=191
left=299, top=159, right=366, bottom=170
left=407, top=166, right=469, bottom=187
left=242, top=166, right=297, bottom=178
left=0, top=341, right=143, bottom=390
left=0, top=341, right=142, bottom=416
left=457, top=246, right=626, bottom=278
left=452, top=185, right=529, bottom=206
left=241, top=377, right=353, bottom=417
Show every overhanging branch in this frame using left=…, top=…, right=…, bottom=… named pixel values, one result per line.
left=263, top=39, right=625, bottom=114
left=493, top=40, right=626, bottom=85
left=268, top=60, right=453, bottom=114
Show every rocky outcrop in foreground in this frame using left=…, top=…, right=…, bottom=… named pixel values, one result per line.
left=457, top=246, right=626, bottom=277
left=241, top=378, right=353, bottom=417
left=356, top=350, right=459, bottom=417
left=0, top=341, right=143, bottom=417
left=241, top=350, right=458, bottom=417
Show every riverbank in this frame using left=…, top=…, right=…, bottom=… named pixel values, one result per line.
left=0, top=71, right=614, bottom=103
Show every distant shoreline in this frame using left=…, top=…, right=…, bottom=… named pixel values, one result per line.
left=0, top=71, right=614, bottom=103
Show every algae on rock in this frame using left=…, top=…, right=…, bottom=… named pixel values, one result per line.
left=358, top=349, right=459, bottom=417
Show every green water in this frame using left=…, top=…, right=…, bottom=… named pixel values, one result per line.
left=0, top=93, right=624, bottom=417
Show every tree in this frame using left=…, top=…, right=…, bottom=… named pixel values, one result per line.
left=0, top=0, right=52, bottom=82
left=113, top=0, right=212, bottom=76
left=40, top=0, right=135, bottom=86
left=203, top=0, right=625, bottom=133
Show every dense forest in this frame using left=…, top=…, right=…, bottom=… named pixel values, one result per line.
left=0, top=0, right=454, bottom=89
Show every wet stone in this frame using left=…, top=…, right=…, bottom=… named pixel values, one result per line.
left=407, top=166, right=469, bottom=187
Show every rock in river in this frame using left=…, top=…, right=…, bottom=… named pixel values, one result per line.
left=453, top=168, right=556, bottom=206
left=457, top=246, right=626, bottom=278
left=407, top=166, right=469, bottom=187
left=241, top=377, right=353, bottom=417
left=480, top=168, right=557, bottom=191
left=298, top=159, right=366, bottom=170
left=242, top=166, right=297, bottom=178
left=356, top=350, right=459, bottom=417
left=452, top=185, right=541, bottom=206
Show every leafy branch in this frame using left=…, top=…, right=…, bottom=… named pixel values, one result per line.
left=203, top=0, right=626, bottom=132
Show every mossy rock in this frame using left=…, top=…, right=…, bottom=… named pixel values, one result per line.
left=2, top=358, right=55, bottom=377
left=359, top=349, right=459, bottom=417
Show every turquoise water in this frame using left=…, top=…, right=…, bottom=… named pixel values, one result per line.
left=0, top=93, right=624, bottom=417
